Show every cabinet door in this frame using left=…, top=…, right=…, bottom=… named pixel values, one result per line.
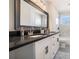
left=55, top=34, right=59, bottom=53
left=52, top=36, right=58, bottom=57
left=49, top=36, right=56, bottom=59
left=49, top=35, right=59, bottom=59
left=51, top=34, right=59, bottom=58
left=20, top=0, right=31, bottom=26
left=53, top=34, right=59, bottom=51
left=15, top=43, right=35, bottom=59
left=9, top=50, right=15, bottom=59
left=35, top=37, right=51, bottom=59
left=44, top=37, right=52, bottom=59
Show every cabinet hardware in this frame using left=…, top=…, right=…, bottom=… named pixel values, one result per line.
left=45, top=46, right=48, bottom=54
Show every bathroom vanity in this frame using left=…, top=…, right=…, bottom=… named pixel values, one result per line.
left=10, top=0, right=59, bottom=59
left=9, top=32, right=59, bottom=59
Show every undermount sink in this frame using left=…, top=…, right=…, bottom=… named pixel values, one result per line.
left=29, top=35, right=43, bottom=38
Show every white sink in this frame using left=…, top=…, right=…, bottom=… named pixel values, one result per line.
left=29, top=35, right=43, bottom=38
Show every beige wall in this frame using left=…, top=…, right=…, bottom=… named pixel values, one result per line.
left=9, top=0, right=15, bottom=31
left=31, top=0, right=47, bottom=12
left=47, top=3, right=59, bottom=32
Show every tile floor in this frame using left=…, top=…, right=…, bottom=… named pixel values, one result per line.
left=54, top=37, right=70, bottom=59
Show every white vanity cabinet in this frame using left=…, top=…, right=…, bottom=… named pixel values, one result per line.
left=35, top=34, right=59, bottom=59
left=35, top=37, right=52, bottom=59
left=9, top=37, right=51, bottom=59
left=9, top=34, right=59, bottom=59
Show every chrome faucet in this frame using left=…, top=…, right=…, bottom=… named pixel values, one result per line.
left=28, top=27, right=34, bottom=35
left=20, top=27, right=24, bottom=40
left=20, top=27, right=24, bottom=37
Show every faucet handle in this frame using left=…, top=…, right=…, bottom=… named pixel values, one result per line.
left=28, top=27, right=33, bottom=35
left=20, top=27, right=24, bottom=37
left=28, top=31, right=33, bottom=35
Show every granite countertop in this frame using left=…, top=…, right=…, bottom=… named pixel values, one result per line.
left=9, top=32, right=59, bottom=51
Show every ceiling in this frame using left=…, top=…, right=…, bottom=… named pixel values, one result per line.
left=43, top=0, right=70, bottom=13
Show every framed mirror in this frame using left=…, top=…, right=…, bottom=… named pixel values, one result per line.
left=14, top=0, right=49, bottom=30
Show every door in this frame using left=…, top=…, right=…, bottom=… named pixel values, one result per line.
left=35, top=37, right=51, bottom=59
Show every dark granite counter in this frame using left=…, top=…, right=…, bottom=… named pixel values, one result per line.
left=9, top=32, right=59, bottom=51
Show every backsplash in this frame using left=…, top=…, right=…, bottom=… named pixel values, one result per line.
left=9, top=30, right=41, bottom=37
left=9, top=31, right=21, bottom=37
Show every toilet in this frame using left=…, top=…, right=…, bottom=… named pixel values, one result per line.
left=59, top=37, right=70, bottom=48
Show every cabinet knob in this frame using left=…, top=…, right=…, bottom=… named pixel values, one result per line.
left=45, top=46, right=48, bottom=54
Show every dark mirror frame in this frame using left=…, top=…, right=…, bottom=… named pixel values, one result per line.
left=14, top=0, right=49, bottom=30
